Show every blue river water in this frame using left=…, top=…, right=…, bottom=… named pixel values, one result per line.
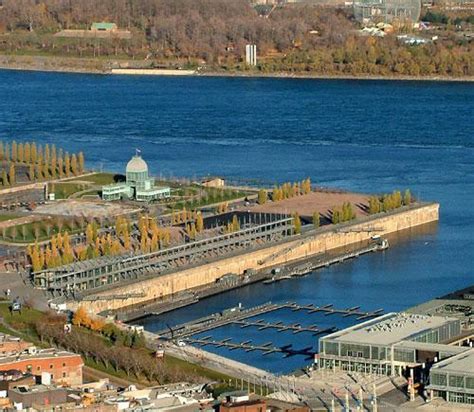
left=0, top=70, right=473, bottom=373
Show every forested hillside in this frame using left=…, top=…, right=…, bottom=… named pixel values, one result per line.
left=0, top=0, right=472, bottom=77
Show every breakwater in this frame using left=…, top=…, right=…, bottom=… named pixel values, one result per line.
left=73, top=202, right=439, bottom=314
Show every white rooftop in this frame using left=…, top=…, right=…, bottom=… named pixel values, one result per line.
left=328, top=312, right=458, bottom=346
left=431, top=348, right=474, bottom=376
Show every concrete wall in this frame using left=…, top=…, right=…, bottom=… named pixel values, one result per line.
left=81, top=203, right=439, bottom=313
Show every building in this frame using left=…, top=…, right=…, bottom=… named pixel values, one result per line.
left=102, top=152, right=171, bottom=202
left=318, top=312, right=463, bottom=376
left=0, top=333, right=33, bottom=355
left=0, top=348, right=83, bottom=386
left=245, top=45, right=257, bottom=66
left=353, top=0, right=421, bottom=24
left=220, top=398, right=266, bottom=412
left=427, top=348, right=474, bottom=405
left=8, top=384, right=69, bottom=409
left=201, top=177, right=225, bottom=188
left=91, top=22, right=118, bottom=32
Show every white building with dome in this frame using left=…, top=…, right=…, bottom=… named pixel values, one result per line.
left=102, top=152, right=170, bottom=202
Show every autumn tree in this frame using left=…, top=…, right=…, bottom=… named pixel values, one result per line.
left=258, top=189, right=267, bottom=205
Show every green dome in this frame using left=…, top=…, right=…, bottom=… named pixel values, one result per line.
left=126, top=155, right=148, bottom=174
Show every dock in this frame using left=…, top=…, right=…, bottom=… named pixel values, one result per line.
left=155, top=301, right=383, bottom=340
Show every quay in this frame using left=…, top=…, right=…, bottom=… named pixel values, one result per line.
left=115, top=237, right=388, bottom=321
left=154, top=301, right=384, bottom=340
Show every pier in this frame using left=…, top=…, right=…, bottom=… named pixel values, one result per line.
left=155, top=301, right=384, bottom=340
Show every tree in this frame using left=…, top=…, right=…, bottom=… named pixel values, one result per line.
left=313, top=211, right=320, bottom=228
left=72, top=306, right=91, bottom=328
left=293, top=212, right=301, bottom=234
left=8, top=163, right=15, bottom=186
left=1, top=170, right=8, bottom=186
left=195, top=212, right=204, bottom=233
left=24, top=142, right=31, bottom=163
left=64, top=153, right=71, bottom=177
left=18, top=143, right=24, bottom=163
left=31, top=142, right=37, bottom=164
left=58, top=156, right=64, bottom=178
left=29, top=164, right=35, bottom=181
left=78, top=152, right=85, bottom=173
left=403, top=189, right=412, bottom=206
left=11, top=141, right=17, bottom=162
left=71, top=154, right=78, bottom=176
left=258, top=189, right=267, bottom=205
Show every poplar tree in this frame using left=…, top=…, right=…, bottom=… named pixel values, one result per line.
left=64, top=153, right=71, bottom=177
left=31, top=143, right=37, bottom=164
left=11, top=141, right=17, bottom=162
left=29, top=164, right=35, bottom=181
left=313, top=211, right=320, bottom=228
left=1, top=170, right=7, bottom=186
left=24, top=142, right=31, bottom=163
left=0, top=142, right=3, bottom=160
left=404, top=189, right=412, bottom=206
left=71, top=154, right=78, bottom=176
left=8, top=163, right=15, bottom=185
left=18, top=143, right=24, bottom=163
left=293, top=212, right=302, bottom=234
left=4, top=143, right=9, bottom=161
left=78, top=152, right=85, bottom=173
left=258, top=189, right=267, bottom=205
left=196, top=213, right=204, bottom=233
left=58, top=156, right=64, bottom=178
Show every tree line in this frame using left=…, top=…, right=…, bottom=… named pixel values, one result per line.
left=368, top=189, right=412, bottom=214
left=0, top=1, right=471, bottom=77
left=35, top=311, right=194, bottom=383
left=0, top=140, right=85, bottom=186
left=27, top=214, right=171, bottom=272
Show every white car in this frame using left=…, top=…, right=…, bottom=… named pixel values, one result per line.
left=177, top=340, right=187, bottom=347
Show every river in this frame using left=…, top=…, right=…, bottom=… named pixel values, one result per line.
left=0, top=70, right=472, bottom=373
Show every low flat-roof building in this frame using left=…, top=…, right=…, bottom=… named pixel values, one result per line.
left=102, top=152, right=170, bottom=202
left=0, top=348, right=83, bottom=386
left=318, top=312, right=462, bottom=376
left=427, top=348, right=474, bottom=405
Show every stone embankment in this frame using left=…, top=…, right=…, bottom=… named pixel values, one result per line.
left=77, top=202, right=439, bottom=313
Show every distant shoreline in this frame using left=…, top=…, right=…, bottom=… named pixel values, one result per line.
left=1, top=59, right=473, bottom=83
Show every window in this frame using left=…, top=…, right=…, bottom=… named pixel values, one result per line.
left=448, top=375, right=464, bottom=389
left=26, top=365, right=32, bottom=372
left=36, top=366, right=41, bottom=372
left=62, top=372, right=67, bottom=378
left=50, top=364, right=54, bottom=369
left=62, top=363, right=66, bottom=367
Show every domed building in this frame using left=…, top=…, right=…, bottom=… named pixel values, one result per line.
left=102, top=151, right=170, bottom=202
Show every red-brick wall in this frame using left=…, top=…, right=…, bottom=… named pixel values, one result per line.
left=0, top=354, right=83, bottom=386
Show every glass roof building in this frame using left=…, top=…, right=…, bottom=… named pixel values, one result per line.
left=353, top=0, right=422, bottom=24
left=102, top=153, right=170, bottom=202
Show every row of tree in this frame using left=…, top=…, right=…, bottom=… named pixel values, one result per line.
left=35, top=312, right=192, bottom=383
left=332, top=202, right=356, bottom=224
left=368, top=189, right=412, bottom=214
left=272, top=178, right=312, bottom=202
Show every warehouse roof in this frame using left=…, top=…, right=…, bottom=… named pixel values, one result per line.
left=430, top=348, right=474, bottom=375
left=326, top=312, right=458, bottom=346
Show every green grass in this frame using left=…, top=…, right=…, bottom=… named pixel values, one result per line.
left=0, top=214, right=20, bottom=222
left=0, top=303, right=44, bottom=343
left=50, top=182, right=90, bottom=199
left=70, top=173, right=121, bottom=186
left=1, top=219, right=84, bottom=243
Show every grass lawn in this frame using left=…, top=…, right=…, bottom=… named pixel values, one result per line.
left=0, top=218, right=84, bottom=243
left=0, top=302, right=44, bottom=343
left=0, top=214, right=21, bottom=222
left=70, top=173, right=121, bottom=186
left=50, top=182, right=90, bottom=199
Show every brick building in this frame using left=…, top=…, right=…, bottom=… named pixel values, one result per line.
left=0, top=349, right=83, bottom=386
left=0, top=333, right=33, bottom=355
left=219, top=399, right=266, bottom=412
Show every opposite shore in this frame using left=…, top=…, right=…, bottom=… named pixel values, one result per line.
left=1, top=54, right=473, bottom=83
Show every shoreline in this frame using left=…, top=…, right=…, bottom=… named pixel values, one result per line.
left=1, top=60, right=473, bottom=83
